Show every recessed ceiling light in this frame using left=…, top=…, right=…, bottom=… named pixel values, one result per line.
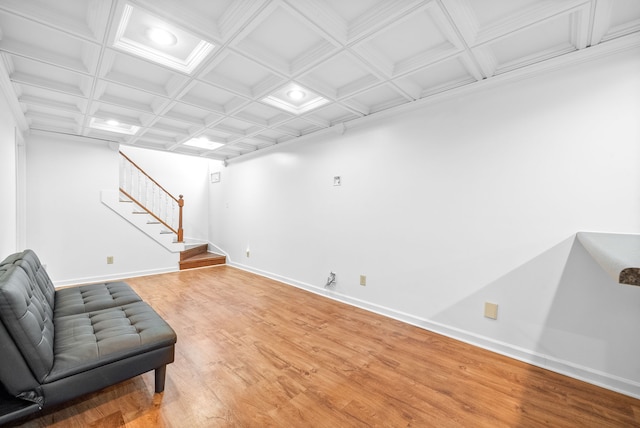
left=262, top=83, right=329, bottom=115
left=113, top=5, right=214, bottom=74
left=89, top=117, right=139, bottom=135
left=146, top=27, right=177, bottom=46
left=286, top=89, right=305, bottom=100
left=184, top=137, right=224, bottom=151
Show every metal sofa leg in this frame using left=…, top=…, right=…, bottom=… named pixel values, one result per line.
left=154, top=365, right=167, bottom=393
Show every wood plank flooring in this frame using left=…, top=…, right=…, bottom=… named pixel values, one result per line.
left=8, top=266, right=640, bottom=427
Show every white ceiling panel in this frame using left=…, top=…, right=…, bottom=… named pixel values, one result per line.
left=344, top=84, right=410, bottom=115
left=487, top=13, right=577, bottom=73
left=17, top=85, right=87, bottom=115
left=202, top=51, right=285, bottom=98
left=152, top=117, right=198, bottom=138
left=90, top=102, right=151, bottom=128
left=8, top=55, right=92, bottom=98
left=242, top=136, right=277, bottom=150
left=215, top=117, right=262, bottom=136
left=100, top=50, right=187, bottom=98
left=179, top=81, right=248, bottom=114
left=298, top=51, right=380, bottom=99
left=277, top=117, right=323, bottom=136
left=0, top=0, right=636, bottom=161
left=604, top=0, right=640, bottom=40
left=469, top=0, right=541, bottom=28
left=304, top=104, right=360, bottom=127
left=0, top=0, right=110, bottom=41
left=136, top=130, right=183, bottom=147
left=200, top=128, right=239, bottom=144
left=163, top=102, right=222, bottom=126
left=254, top=128, right=293, bottom=143
left=395, top=56, right=476, bottom=99
left=96, top=81, right=169, bottom=115
left=235, top=102, right=291, bottom=127
left=354, top=4, right=462, bottom=77
left=232, top=2, right=339, bottom=75
left=0, top=11, right=100, bottom=74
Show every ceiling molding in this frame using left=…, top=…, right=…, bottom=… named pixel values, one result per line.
left=0, top=55, right=28, bottom=131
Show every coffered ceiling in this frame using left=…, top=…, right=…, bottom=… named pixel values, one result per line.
left=0, top=0, right=638, bottom=161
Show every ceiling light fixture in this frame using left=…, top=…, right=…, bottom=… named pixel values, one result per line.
left=286, top=89, right=305, bottom=100
left=146, top=27, right=177, bottom=46
left=113, top=5, right=214, bottom=74
left=262, top=83, right=329, bottom=115
left=89, top=117, right=140, bottom=135
left=184, top=137, right=225, bottom=151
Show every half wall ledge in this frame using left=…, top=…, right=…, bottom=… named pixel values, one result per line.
left=577, top=231, right=640, bottom=286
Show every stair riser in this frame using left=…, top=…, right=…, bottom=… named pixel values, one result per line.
left=179, top=258, right=225, bottom=270
left=180, top=244, right=208, bottom=261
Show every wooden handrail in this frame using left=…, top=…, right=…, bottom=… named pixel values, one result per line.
left=119, top=151, right=184, bottom=242
left=119, top=151, right=180, bottom=203
left=120, top=188, right=178, bottom=235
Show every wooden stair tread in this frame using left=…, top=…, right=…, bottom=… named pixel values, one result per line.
left=179, top=245, right=226, bottom=270
left=182, top=252, right=225, bottom=262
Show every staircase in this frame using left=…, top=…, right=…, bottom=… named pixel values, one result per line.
left=101, top=189, right=185, bottom=252
left=180, top=244, right=226, bottom=270
left=101, top=151, right=228, bottom=271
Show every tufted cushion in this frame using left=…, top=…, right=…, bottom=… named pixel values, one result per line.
left=0, top=252, right=21, bottom=266
left=0, top=250, right=55, bottom=309
left=48, top=302, right=176, bottom=382
left=0, top=266, right=54, bottom=383
left=10, top=260, right=53, bottom=323
left=54, top=282, right=142, bottom=318
left=18, top=250, right=55, bottom=309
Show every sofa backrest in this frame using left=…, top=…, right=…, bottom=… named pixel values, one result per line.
left=9, top=250, right=55, bottom=310
left=0, top=272, right=41, bottom=398
left=0, top=264, right=55, bottom=383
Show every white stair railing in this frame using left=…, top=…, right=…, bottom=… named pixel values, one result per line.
left=119, top=151, right=184, bottom=242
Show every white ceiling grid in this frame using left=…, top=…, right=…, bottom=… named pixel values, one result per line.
left=0, top=0, right=638, bottom=161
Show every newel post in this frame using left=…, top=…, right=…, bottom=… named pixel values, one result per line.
left=177, top=195, right=184, bottom=243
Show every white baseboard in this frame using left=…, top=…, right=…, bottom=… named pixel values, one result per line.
left=53, top=266, right=179, bottom=288
left=229, top=261, right=640, bottom=400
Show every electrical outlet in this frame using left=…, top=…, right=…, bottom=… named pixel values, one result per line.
left=246, top=249, right=250, bottom=258
left=107, top=256, right=114, bottom=265
left=484, top=302, right=498, bottom=320
left=360, top=275, right=366, bottom=286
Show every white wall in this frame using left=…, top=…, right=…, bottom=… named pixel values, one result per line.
left=209, top=49, right=640, bottom=396
left=25, top=135, right=182, bottom=285
left=121, top=146, right=213, bottom=243
left=0, top=87, right=18, bottom=259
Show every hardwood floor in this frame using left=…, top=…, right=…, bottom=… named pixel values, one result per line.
left=9, top=266, right=640, bottom=427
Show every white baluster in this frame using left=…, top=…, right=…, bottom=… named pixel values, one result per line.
left=171, top=199, right=176, bottom=230
left=119, top=157, right=124, bottom=190
left=151, top=185, right=156, bottom=216
left=125, top=160, right=130, bottom=194
left=144, top=176, right=149, bottom=208
left=164, top=193, right=169, bottom=226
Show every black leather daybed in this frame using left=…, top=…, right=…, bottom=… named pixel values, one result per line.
left=0, top=249, right=177, bottom=425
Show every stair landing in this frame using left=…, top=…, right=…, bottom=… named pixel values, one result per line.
left=179, top=244, right=226, bottom=270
